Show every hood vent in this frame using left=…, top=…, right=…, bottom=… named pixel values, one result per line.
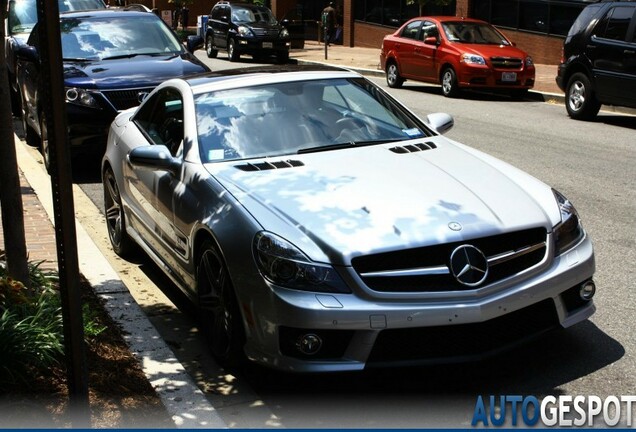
left=389, top=142, right=437, bottom=154
left=235, top=159, right=305, bottom=172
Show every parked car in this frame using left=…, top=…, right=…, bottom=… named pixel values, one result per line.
left=204, top=1, right=290, bottom=63
left=15, top=9, right=209, bottom=170
left=102, top=65, right=596, bottom=372
left=380, top=17, right=535, bottom=98
left=556, top=1, right=636, bottom=120
left=4, top=0, right=106, bottom=116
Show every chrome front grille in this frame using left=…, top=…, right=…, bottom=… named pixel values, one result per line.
left=490, top=57, right=523, bottom=69
left=101, top=87, right=155, bottom=111
left=252, top=28, right=280, bottom=38
left=351, top=228, right=548, bottom=292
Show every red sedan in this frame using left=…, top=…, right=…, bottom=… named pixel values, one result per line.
left=380, top=17, right=535, bottom=98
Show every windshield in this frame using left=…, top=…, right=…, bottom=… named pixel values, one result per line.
left=8, top=0, right=105, bottom=34
left=195, top=78, right=430, bottom=163
left=232, top=6, right=277, bottom=25
left=442, top=22, right=510, bottom=45
left=60, top=15, right=183, bottom=60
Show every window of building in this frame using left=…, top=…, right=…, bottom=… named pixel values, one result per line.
left=354, top=0, right=454, bottom=28
left=472, top=0, right=596, bottom=37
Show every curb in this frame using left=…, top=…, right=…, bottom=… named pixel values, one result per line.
left=14, top=139, right=228, bottom=429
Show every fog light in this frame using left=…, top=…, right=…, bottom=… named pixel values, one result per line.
left=296, top=333, right=322, bottom=355
left=580, top=280, right=596, bottom=300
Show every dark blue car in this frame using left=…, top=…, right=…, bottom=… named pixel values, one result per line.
left=16, top=9, right=209, bottom=170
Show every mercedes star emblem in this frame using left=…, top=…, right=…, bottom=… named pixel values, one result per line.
left=450, top=244, right=489, bottom=287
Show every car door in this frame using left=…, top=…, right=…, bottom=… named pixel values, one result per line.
left=415, top=20, right=440, bottom=81
left=126, top=87, right=186, bottom=267
left=212, top=4, right=230, bottom=49
left=395, top=20, right=422, bottom=78
left=589, top=5, right=636, bottom=105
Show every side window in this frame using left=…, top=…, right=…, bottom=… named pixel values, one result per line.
left=595, top=6, right=634, bottom=41
left=421, top=21, right=438, bottom=41
left=211, top=5, right=223, bottom=20
left=401, top=21, right=422, bottom=40
left=133, top=88, right=184, bottom=157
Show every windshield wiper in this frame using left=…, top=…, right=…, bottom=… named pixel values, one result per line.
left=297, top=139, right=402, bottom=154
left=101, top=52, right=167, bottom=60
left=63, top=57, right=92, bottom=62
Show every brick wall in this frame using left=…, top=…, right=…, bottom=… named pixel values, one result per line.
left=497, top=30, right=564, bottom=65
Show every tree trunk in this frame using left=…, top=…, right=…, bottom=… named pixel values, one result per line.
left=0, top=0, right=31, bottom=287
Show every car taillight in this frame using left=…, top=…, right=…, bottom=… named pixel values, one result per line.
left=560, top=46, right=564, bottom=64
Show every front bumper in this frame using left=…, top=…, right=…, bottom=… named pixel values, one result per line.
left=235, top=37, right=290, bottom=55
left=243, top=234, right=595, bottom=372
left=457, top=64, right=536, bottom=89
left=65, top=102, right=116, bottom=156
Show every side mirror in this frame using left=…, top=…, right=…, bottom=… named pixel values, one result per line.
left=424, top=36, right=438, bottom=46
left=426, top=112, right=454, bottom=135
left=186, top=35, right=204, bottom=53
left=16, top=45, right=39, bottom=63
left=128, top=145, right=181, bottom=175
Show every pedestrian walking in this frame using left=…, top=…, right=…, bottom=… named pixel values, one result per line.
left=321, top=2, right=336, bottom=46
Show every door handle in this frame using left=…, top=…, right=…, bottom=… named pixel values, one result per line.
left=624, top=49, right=635, bottom=55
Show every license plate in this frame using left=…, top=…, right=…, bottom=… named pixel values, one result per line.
left=501, top=72, right=517, bottom=82
left=263, top=42, right=273, bottom=49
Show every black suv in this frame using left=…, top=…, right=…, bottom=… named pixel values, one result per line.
left=556, top=1, right=636, bottom=120
left=204, top=1, right=291, bottom=63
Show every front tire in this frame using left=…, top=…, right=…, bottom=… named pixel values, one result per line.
left=565, top=72, right=601, bottom=121
left=386, top=62, right=404, bottom=88
left=205, top=35, right=218, bottom=58
left=197, top=241, right=245, bottom=370
left=103, top=167, right=135, bottom=257
left=227, top=38, right=239, bottom=62
left=441, top=67, right=460, bottom=98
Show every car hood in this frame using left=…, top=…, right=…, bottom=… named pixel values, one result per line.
left=207, top=138, right=558, bottom=263
left=63, top=53, right=208, bottom=89
left=459, top=43, right=529, bottom=59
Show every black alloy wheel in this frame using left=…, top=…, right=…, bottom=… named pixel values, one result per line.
left=103, top=168, right=135, bottom=257
left=197, top=240, right=245, bottom=369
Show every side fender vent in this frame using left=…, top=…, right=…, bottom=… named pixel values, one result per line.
left=389, top=142, right=437, bottom=154
left=235, top=159, right=305, bottom=171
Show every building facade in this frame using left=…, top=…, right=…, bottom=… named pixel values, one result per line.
left=133, top=0, right=598, bottom=64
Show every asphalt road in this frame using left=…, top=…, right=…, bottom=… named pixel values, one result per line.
left=68, top=54, right=636, bottom=427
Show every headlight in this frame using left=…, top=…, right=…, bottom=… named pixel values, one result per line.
left=461, top=53, right=486, bottom=65
left=280, top=28, right=289, bottom=38
left=65, top=87, right=99, bottom=108
left=526, top=56, right=534, bottom=67
left=253, top=232, right=351, bottom=293
left=237, top=25, right=253, bottom=37
left=553, top=189, right=584, bottom=256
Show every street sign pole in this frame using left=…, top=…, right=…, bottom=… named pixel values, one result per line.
left=35, top=0, right=90, bottom=426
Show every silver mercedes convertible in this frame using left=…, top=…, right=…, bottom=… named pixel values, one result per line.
left=102, top=66, right=596, bottom=372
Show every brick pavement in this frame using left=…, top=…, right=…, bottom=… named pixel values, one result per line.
left=0, top=168, right=58, bottom=269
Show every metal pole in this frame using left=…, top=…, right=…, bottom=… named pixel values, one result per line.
left=35, top=0, right=90, bottom=426
left=324, top=25, right=328, bottom=60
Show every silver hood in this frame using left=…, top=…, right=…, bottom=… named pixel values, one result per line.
left=208, top=138, right=559, bottom=262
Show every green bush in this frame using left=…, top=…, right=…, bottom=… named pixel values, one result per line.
left=0, top=257, right=105, bottom=384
